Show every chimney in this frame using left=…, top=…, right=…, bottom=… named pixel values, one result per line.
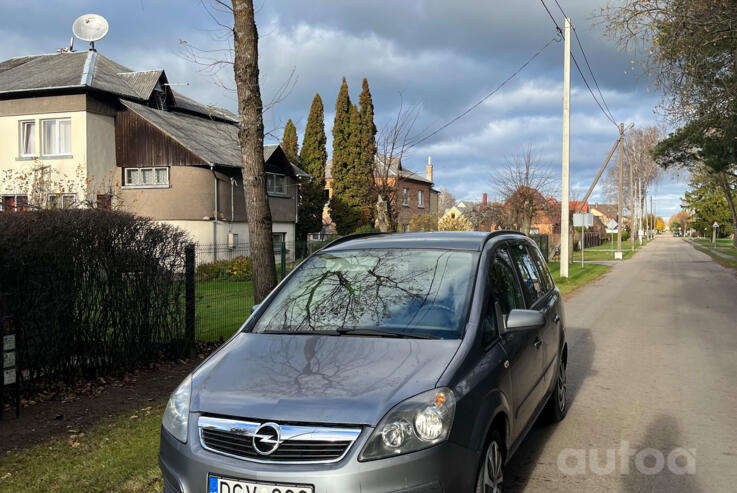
left=482, top=193, right=488, bottom=204
left=426, top=156, right=433, bottom=183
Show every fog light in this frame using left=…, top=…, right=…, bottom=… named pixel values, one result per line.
left=414, top=406, right=443, bottom=441
left=381, top=420, right=411, bottom=448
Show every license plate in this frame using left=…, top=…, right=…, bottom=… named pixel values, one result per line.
left=208, top=475, right=313, bottom=493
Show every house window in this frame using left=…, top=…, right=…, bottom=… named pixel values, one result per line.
left=19, top=120, right=36, bottom=157
left=48, top=193, right=75, bottom=209
left=96, top=194, right=112, bottom=210
left=124, top=167, right=169, bottom=187
left=1, top=195, right=28, bottom=213
left=418, top=190, right=424, bottom=208
left=41, top=118, right=71, bottom=156
left=402, top=188, right=409, bottom=206
left=267, top=173, right=287, bottom=195
left=272, top=232, right=286, bottom=253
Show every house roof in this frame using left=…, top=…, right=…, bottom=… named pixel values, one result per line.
left=121, top=100, right=306, bottom=178
left=325, top=154, right=432, bottom=184
left=591, top=204, right=618, bottom=220
left=0, top=50, right=237, bottom=123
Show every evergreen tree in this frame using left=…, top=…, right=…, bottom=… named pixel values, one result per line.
left=329, top=78, right=361, bottom=234
left=358, top=78, right=378, bottom=223
left=281, top=119, right=299, bottom=165
left=296, top=94, right=327, bottom=239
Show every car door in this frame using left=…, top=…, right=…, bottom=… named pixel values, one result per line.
left=527, top=244, right=561, bottom=389
left=506, top=242, right=549, bottom=429
left=492, top=247, right=543, bottom=438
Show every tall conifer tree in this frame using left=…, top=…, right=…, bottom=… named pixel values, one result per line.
left=358, top=78, right=378, bottom=223
left=329, top=78, right=361, bottom=234
left=297, top=94, right=327, bottom=239
left=281, top=119, right=299, bottom=165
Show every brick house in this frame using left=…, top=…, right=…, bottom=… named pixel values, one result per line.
left=323, top=155, right=438, bottom=233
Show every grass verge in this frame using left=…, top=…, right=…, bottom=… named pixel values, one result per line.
left=0, top=404, right=165, bottom=492
left=548, top=261, right=611, bottom=296
left=688, top=241, right=737, bottom=272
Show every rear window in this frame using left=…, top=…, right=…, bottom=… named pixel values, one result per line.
left=252, top=249, right=477, bottom=338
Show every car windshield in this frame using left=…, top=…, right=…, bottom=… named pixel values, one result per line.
left=251, top=248, right=476, bottom=339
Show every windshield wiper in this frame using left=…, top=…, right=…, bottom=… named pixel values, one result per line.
left=336, top=328, right=440, bottom=339
left=260, top=329, right=340, bottom=336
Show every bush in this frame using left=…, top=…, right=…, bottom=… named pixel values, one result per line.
left=196, top=256, right=253, bottom=282
left=0, top=209, right=190, bottom=392
left=351, top=224, right=380, bottom=235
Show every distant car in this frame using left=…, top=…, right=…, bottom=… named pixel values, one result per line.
left=673, top=231, right=681, bottom=237
left=159, top=231, right=568, bottom=493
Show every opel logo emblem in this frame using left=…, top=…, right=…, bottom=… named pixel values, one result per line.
left=253, top=422, right=281, bottom=455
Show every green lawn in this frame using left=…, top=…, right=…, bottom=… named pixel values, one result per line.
left=548, top=261, right=611, bottom=295
left=0, top=404, right=166, bottom=492
left=692, top=238, right=737, bottom=258
left=570, top=237, right=652, bottom=261
left=195, top=280, right=254, bottom=342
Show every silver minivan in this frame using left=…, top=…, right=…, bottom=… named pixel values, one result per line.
left=159, top=231, right=567, bottom=492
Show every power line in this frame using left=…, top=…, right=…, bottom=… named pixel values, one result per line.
left=551, top=0, right=616, bottom=123
left=539, top=0, right=619, bottom=128
left=407, top=35, right=560, bottom=150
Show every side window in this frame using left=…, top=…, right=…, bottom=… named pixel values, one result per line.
left=483, top=249, right=524, bottom=343
left=528, top=246, right=553, bottom=293
left=508, top=243, right=545, bottom=306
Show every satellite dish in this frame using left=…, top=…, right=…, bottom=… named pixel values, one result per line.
left=72, top=14, right=109, bottom=49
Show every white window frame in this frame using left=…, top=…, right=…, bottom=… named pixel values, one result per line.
left=47, top=193, right=76, bottom=209
left=123, top=167, right=170, bottom=188
left=1, top=195, right=28, bottom=213
left=418, top=190, right=424, bottom=208
left=267, top=173, right=288, bottom=195
left=402, top=188, right=409, bottom=206
left=19, top=120, right=36, bottom=158
left=41, top=118, right=72, bottom=157
left=272, top=232, right=286, bottom=253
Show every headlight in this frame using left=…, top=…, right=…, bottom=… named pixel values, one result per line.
left=359, top=387, right=455, bottom=461
left=162, top=375, right=192, bottom=443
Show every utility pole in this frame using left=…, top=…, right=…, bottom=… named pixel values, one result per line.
left=560, top=17, right=571, bottom=278
left=616, top=122, right=624, bottom=256
left=650, top=195, right=654, bottom=238
left=638, top=178, right=642, bottom=245
left=629, top=146, right=634, bottom=251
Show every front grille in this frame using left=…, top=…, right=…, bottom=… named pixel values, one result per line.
left=199, top=416, right=361, bottom=464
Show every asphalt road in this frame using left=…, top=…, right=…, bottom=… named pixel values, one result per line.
left=505, top=235, right=737, bottom=492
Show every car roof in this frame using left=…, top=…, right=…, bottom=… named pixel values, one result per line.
left=321, top=231, right=526, bottom=253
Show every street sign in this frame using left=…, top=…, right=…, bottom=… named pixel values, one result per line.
left=573, top=213, right=594, bottom=228
left=713, top=222, right=719, bottom=228
left=607, top=219, right=618, bottom=230
left=606, top=228, right=617, bottom=234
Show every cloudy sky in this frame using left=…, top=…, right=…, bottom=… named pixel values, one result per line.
left=1, top=0, right=685, bottom=218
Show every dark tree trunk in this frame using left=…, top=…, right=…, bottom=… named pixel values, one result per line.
left=231, top=0, right=277, bottom=303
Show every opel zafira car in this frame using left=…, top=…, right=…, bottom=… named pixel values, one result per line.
left=159, top=231, right=568, bottom=493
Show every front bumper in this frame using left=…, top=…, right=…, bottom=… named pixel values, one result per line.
left=159, top=416, right=479, bottom=493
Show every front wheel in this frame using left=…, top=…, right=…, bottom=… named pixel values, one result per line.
left=475, top=430, right=504, bottom=493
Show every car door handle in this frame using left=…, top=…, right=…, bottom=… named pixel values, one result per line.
left=533, top=337, right=542, bottom=349
left=553, top=314, right=560, bottom=324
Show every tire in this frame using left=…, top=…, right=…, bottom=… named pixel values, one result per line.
left=475, top=430, right=504, bottom=493
left=545, top=356, right=568, bottom=423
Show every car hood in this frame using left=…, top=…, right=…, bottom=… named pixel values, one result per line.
left=191, top=332, right=460, bottom=425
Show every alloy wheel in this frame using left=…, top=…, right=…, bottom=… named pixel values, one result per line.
left=557, top=360, right=567, bottom=414
left=483, top=439, right=504, bottom=493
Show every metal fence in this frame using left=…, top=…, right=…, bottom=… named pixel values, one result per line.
left=191, top=240, right=328, bottom=342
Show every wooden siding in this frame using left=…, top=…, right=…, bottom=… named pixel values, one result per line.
left=115, top=108, right=207, bottom=167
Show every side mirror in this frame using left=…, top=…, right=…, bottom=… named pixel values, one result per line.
left=251, top=304, right=261, bottom=314
left=504, top=309, right=545, bottom=332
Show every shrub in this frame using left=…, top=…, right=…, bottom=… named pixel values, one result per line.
left=0, top=209, right=190, bottom=392
left=438, top=213, right=473, bottom=231
left=409, top=214, right=438, bottom=232
left=196, top=256, right=253, bottom=282
left=351, top=224, right=380, bottom=235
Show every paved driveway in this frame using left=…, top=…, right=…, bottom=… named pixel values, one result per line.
left=506, top=235, right=737, bottom=492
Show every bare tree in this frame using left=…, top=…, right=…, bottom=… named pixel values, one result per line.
left=231, top=0, right=277, bottom=302
left=492, top=147, right=554, bottom=235
left=374, top=97, right=422, bottom=231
